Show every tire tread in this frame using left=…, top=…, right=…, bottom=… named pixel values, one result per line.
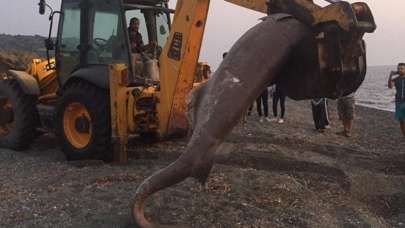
left=0, top=80, right=39, bottom=150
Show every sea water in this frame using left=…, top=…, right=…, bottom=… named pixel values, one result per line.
left=357, top=65, right=397, bottom=112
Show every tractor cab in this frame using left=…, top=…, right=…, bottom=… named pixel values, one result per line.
left=41, top=0, right=172, bottom=88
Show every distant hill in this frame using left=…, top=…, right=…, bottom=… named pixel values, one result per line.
left=0, top=34, right=46, bottom=56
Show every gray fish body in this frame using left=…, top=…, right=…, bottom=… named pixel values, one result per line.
left=132, top=14, right=365, bottom=228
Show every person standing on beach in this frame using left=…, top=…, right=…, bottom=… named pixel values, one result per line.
left=388, top=63, right=405, bottom=138
left=271, top=84, right=286, bottom=123
left=337, top=93, right=355, bottom=137
left=311, top=98, right=330, bottom=132
left=248, top=88, right=271, bottom=122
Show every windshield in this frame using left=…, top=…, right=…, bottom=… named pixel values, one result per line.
left=87, top=0, right=129, bottom=65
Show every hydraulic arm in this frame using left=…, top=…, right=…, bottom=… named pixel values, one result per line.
left=158, top=0, right=211, bottom=136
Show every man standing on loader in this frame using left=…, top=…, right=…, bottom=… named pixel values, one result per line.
left=128, top=17, right=144, bottom=53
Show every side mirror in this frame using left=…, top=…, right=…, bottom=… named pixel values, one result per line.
left=45, top=38, right=54, bottom=50
left=39, top=0, right=46, bottom=15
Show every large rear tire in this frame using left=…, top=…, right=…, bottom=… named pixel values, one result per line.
left=56, top=81, right=112, bottom=161
left=0, top=80, right=39, bottom=150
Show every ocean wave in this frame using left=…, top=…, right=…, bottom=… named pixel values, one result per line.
left=357, top=65, right=397, bottom=112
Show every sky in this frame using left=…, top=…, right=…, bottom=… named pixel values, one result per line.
left=0, top=0, right=404, bottom=69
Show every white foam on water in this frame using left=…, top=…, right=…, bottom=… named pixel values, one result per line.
left=356, top=65, right=397, bottom=112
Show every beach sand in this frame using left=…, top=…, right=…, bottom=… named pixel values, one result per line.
left=0, top=99, right=404, bottom=227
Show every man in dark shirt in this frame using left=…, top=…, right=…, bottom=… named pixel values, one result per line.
left=128, top=17, right=144, bottom=53
left=388, top=62, right=405, bottom=138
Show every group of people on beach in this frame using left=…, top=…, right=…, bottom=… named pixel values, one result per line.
left=247, top=86, right=356, bottom=137
left=310, top=93, right=355, bottom=137
left=247, top=84, right=287, bottom=124
left=222, top=51, right=405, bottom=138
left=299, top=62, right=405, bottom=139
left=330, top=63, right=405, bottom=138
left=301, top=63, right=405, bottom=138
left=297, top=63, right=405, bottom=139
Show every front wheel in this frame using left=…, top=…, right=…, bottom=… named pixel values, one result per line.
left=56, top=81, right=112, bottom=161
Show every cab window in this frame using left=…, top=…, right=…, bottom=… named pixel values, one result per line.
left=60, top=6, right=81, bottom=53
left=87, top=0, right=128, bottom=64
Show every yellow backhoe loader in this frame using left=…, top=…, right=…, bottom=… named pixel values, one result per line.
left=0, top=0, right=211, bottom=162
